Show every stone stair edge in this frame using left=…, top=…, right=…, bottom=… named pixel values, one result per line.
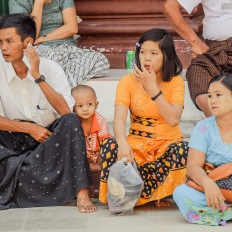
left=92, top=69, right=187, bottom=81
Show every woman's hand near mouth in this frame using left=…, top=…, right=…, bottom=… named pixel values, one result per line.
left=133, top=64, right=160, bottom=96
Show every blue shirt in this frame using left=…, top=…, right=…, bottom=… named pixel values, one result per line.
left=189, top=116, right=232, bottom=166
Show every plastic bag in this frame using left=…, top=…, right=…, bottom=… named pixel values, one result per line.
left=107, top=158, right=143, bottom=215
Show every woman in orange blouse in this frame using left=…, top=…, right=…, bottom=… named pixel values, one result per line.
left=99, top=28, right=188, bottom=206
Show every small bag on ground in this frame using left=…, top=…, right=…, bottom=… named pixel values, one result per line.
left=107, top=158, right=143, bottom=215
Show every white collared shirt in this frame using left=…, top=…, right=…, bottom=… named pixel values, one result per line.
left=178, top=0, right=232, bottom=41
left=0, top=58, right=75, bottom=126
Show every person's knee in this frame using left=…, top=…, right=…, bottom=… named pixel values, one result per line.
left=53, top=113, right=83, bottom=136
left=196, top=94, right=208, bottom=105
left=173, top=184, right=186, bottom=202
left=101, top=137, right=117, bottom=145
left=60, top=113, right=79, bottom=122
left=100, top=137, right=118, bottom=159
left=58, top=113, right=81, bottom=126
left=196, top=94, right=212, bottom=117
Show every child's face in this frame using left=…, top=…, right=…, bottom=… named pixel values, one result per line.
left=73, top=91, right=98, bottom=120
left=139, top=40, right=163, bottom=76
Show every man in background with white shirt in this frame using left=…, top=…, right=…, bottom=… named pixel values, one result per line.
left=163, top=0, right=232, bottom=117
left=0, top=13, right=97, bottom=213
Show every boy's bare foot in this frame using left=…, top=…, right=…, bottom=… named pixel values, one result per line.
left=154, top=199, right=172, bottom=207
left=90, top=163, right=102, bottom=172
left=77, top=188, right=97, bottom=213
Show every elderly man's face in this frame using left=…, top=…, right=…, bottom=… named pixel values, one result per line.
left=0, top=27, right=25, bottom=64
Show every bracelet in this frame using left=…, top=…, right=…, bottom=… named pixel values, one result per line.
left=43, top=34, right=48, bottom=42
left=151, top=91, right=162, bottom=101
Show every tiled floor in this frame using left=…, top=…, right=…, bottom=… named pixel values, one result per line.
left=1, top=200, right=232, bottom=232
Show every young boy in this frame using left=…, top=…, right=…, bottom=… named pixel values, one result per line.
left=72, top=85, right=111, bottom=172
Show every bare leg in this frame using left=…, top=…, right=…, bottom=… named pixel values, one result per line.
left=154, top=199, right=172, bottom=207
left=77, top=188, right=97, bottom=213
left=196, top=94, right=212, bottom=117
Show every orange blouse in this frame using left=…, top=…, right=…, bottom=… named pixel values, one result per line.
left=115, top=73, right=185, bottom=141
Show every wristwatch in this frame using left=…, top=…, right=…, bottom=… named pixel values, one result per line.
left=43, top=34, right=48, bottom=42
left=35, top=75, right=46, bottom=84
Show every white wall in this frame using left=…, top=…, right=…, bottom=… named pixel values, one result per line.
left=87, top=80, right=118, bottom=121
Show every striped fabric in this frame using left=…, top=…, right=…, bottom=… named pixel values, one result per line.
left=35, top=44, right=110, bottom=88
left=186, top=37, right=232, bottom=109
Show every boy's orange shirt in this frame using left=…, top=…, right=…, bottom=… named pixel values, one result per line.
left=82, top=111, right=111, bottom=163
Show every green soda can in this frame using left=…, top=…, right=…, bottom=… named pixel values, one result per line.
left=126, top=51, right=136, bottom=69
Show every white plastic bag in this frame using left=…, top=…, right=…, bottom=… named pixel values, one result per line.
left=107, top=158, right=143, bottom=215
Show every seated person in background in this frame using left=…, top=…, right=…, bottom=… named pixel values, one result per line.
left=163, top=0, right=232, bottom=117
left=0, top=13, right=95, bottom=213
left=173, top=73, right=232, bottom=226
left=99, top=28, right=189, bottom=207
left=9, top=0, right=110, bottom=88
left=72, top=85, right=116, bottom=173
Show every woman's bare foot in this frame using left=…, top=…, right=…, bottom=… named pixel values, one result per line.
left=90, top=163, right=102, bottom=172
left=77, top=188, right=97, bottom=213
left=154, top=199, right=172, bottom=207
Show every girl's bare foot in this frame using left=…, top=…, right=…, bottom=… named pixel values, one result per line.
left=77, top=188, right=97, bottom=213
left=90, top=163, right=102, bottom=172
left=154, top=199, right=172, bottom=207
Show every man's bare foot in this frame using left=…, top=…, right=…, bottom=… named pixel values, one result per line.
left=77, top=188, right=97, bottom=213
left=154, top=199, right=172, bottom=207
left=90, top=163, right=102, bottom=172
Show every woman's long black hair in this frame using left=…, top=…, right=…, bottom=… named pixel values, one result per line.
left=135, top=28, right=182, bottom=82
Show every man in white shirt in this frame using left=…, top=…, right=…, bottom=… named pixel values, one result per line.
left=163, top=0, right=232, bottom=117
left=0, top=13, right=96, bottom=212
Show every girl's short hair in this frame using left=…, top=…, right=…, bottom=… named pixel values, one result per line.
left=209, top=73, right=232, bottom=92
left=135, top=28, right=182, bottom=82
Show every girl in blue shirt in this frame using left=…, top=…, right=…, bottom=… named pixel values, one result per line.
left=174, top=73, right=232, bottom=226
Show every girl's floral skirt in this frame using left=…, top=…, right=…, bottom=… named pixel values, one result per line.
left=173, top=184, right=232, bottom=226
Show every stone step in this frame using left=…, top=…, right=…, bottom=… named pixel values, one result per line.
left=75, top=0, right=203, bottom=69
